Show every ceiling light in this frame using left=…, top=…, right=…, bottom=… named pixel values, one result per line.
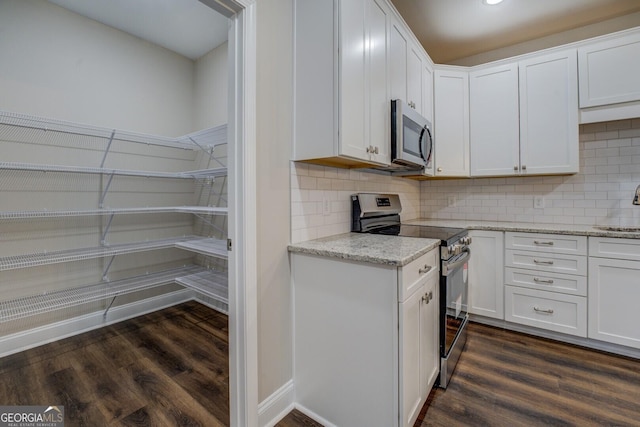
left=483, top=0, right=504, bottom=5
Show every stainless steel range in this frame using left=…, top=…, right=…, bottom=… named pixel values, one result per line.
left=351, top=193, right=470, bottom=388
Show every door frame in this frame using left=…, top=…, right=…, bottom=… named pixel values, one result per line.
left=205, top=0, right=259, bottom=425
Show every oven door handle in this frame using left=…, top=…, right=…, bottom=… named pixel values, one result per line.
left=442, top=248, right=470, bottom=276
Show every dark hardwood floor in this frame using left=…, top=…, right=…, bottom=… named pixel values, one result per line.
left=416, top=322, right=640, bottom=426
left=0, top=301, right=312, bottom=427
left=3, top=307, right=639, bottom=426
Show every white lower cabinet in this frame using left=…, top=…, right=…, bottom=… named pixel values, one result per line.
left=468, top=230, right=504, bottom=319
left=400, top=273, right=438, bottom=427
left=292, top=247, right=440, bottom=427
left=504, top=232, right=587, bottom=337
left=505, top=286, right=587, bottom=336
left=588, top=237, right=640, bottom=349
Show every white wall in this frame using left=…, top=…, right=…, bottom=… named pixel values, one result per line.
left=256, top=0, right=294, bottom=403
left=0, top=0, right=195, bottom=136
left=421, top=119, right=640, bottom=226
left=194, top=42, right=229, bottom=129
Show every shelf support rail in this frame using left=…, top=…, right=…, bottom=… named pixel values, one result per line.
left=188, top=137, right=225, bottom=168
left=100, top=130, right=116, bottom=168
left=99, top=172, right=115, bottom=208
left=103, top=294, right=118, bottom=319
left=102, top=255, right=116, bottom=281
left=194, top=213, right=225, bottom=235
left=101, top=214, right=115, bottom=245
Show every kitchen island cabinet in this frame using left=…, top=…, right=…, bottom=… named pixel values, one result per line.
left=290, top=234, right=440, bottom=427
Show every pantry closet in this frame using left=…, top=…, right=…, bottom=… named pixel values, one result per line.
left=0, top=0, right=231, bottom=360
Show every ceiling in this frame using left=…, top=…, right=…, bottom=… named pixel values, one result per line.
left=48, top=0, right=229, bottom=60
left=390, top=0, right=640, bottom=64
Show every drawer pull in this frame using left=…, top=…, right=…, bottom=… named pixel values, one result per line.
left=533, top=259, right=554, bottom=265
left=534, top=307, right=554, bottom=314
left=419, top=265, right=433, bottom=275
left=533, top=240, right=554, bottom=246
left=533, top=277, right=554, bottom=284
left=422, top=291, right=433, bottom=304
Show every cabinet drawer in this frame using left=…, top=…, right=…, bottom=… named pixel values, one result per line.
left=589, top=237, right=640, bottom=262
left=505, top=286, right=587, bottom=337
left=505, top=232, right=587, bottom=255
left=398, top=248, right=439, bottom=302
left=505, top=249, right=587, bottom=276
left=505, top=267, right=587, bottom=296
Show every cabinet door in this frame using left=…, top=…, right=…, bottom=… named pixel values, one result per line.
left=588, top=257, right=640, bottom=349
left=578, top=31, right=640, bottom=108
left=365, top=0, right=390, bottom=164
left=420, top=274, right=439, bottom=396
left=339, top=0, right=368, bottom=161
left=470, top=64, right=520, bottom=177
left=399, top=283, right=426, bottom=427
left=434, top=68, right=470, bottom=177
left=389, top=21, right=408, bottom=103
left=399, top=273, right=439, bottom=427
left=407, top=45, right=423, bottom=114
left=519, top=49, right=579, bottom=175
left=423, top=61, right=434, bottom=125
left=468, top=230, right=504, bottom=319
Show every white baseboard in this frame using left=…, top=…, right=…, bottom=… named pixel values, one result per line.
left=294, top=404, right=338, bottom=427
left=0, top=289, right=193, bottom=358
left=258, top=379, right=295, bottom=427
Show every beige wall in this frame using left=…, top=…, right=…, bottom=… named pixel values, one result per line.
left=0, top=0, right=196, bottom=136
left=450, top=12, right=640, bottom=67
left=194, top=42, right=229, bottom=129
left=256, top=0, right=294, bottom=402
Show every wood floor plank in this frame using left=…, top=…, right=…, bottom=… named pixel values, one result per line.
left=416, top=322, right=640, bottom=427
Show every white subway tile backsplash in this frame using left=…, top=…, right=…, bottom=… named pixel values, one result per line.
left=290, top=119, right=640, bottom=243
left=421, top=119, right=640, bottom=226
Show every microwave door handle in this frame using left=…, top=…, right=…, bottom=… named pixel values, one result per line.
left=419, top=126, right=427, bottom=162
left=424, top=126, right=433, bottom=163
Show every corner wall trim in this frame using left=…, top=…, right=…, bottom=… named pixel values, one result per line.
left=293, top=404, right=338, bottom=427
left=257, top=379, right=294, bottom=427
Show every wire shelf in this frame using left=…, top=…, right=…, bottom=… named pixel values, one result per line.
left=0, top=162, right=227, bottom=179
left=0, top=265, right=207, bottom=323
left=175, top=270, right=228, bottom=303
left=0, top=206, right=228, bottom=220
left=0, top=110, right=227, bottom=151
left=175, top=238, right=228, bottom=259
left=0, top=239, right=176, bottom=271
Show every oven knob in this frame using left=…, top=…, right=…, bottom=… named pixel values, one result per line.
left=461, top=236, right=472, bottom=245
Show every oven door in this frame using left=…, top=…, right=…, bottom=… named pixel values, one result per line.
left=439, top=247, right=470, bottom=387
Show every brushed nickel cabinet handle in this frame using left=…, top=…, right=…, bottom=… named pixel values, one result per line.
left=419, top=265, right=433, bottom=275
left=437, top=167, right=443, bottom=172
left=374, top=146, right=379, bottom=154
left=534, top=306, right=554, bottom=314
left=422, top=291, right=433, bottom=304
left=534, top=240, right=554, bottom=246
left=533, top=277, right=554, bottom=284
left=533, top=259, right=554, bottom=265
left=522, top=165, right=527, bottom=170
left=514, top=165, right=519, bottom=171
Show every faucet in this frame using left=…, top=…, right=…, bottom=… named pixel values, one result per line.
left=635, top=185, right=640, bottom=205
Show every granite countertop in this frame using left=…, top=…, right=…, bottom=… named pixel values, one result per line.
left=288, top=233, right=440, bottom=267
left=405, top=219, right=640, bottom=239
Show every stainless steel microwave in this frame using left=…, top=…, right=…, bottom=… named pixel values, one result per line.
left=391, top=99, right=433, bottom=175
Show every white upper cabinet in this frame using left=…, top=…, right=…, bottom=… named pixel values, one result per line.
left=519, top=49, right=579, bottom=175
left=578, top=31, right=640, bottom=108
left=434, top=68, right=470, bottom=177
left=470, top=63, right=520, bottom=177
left=389, top=20, right=430, bottom=118
left=390, top=21, right=409, bottom=103
left=422, top=61, right=434, bottom=126
left=293, top=0, right=391, bottom=167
